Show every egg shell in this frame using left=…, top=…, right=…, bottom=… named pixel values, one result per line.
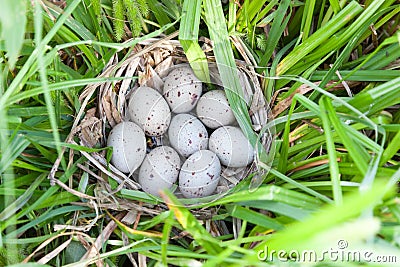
left=128, top=86, right=171, bottom=136
left=179, top=150, right=221, bottom=198
left=163, top=67, right=203, bottom=113
left=168, top=113, right=208, bottom=158
left=138, top=146, right=181, bottom=197
left=107, top=121, right=146, bottom=173
left=209, top=126, right=254, bottom=167
left=196, top=90, right=236, bottom=129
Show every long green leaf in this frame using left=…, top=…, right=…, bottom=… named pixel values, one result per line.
left=34, top=0, right=64, bottom=171
left=203, top=0, right=267, bottom=165
left=0, top=174, right=47, bottom=221
left=319, top=96, right=342, bottom=205
left=328, top=0, right=341, bottom=14
left=147, top=0, right=175, bottom=33
left=301, top=0, right=316, bottom=41
left=311, top=70, right=400, bottom=81
left=259, top=0, right=291, bottom=67
left=277, top=95, right=295, bottom=174
left=339, top=76, right=400, bottom=115
left=327, top=109, right=369, bottom=176
left=179, top=0, right=210, bottom=83
left=210, top=185, right=322, bottom=209
left=381, top=130, right=400, bottom=165
left=4, top=205, right=89, bottom=238
left=161, top=191, right=223, bottom=255
left=0, top=134, right=30, bottom=174
left=277, top=2, right=363, bottom=75
left=0, top=0, right=27, bottom=69
left=226, top=205, right=284, bottom=230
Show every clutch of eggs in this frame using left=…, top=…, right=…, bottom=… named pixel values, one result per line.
left=106, top=65, right=255, bottom=198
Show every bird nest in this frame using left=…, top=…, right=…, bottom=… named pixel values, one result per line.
left=59, top=34, right=273, bottom=214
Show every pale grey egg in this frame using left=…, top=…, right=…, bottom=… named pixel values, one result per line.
left=196, top=89, right=236, bottom=129
left=107, top=121, right=146, bottom=173
left=179, top=150, right=221, bottom=198
left=209, top=126, right=254, bottom=167
left=138, top=146, right=181, bottom=197
left=168, top=113, right=208, bottom=158
left=163, top=67, right=203, bottom=113
left=128, top=86, right=171, bottom=136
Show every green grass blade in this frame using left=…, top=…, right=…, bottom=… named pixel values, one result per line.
left=211, top=185, right=323, bottom=209
left=265, top=39, right=296, bottom=101
left=161, top=213, right=174, bottom=265
left=328, top=0, right=341, bottom=14
left=203, top=0, right=267, bottom=164
left=321, top=0, right=346, bottom=26
left=319, top=96, right=342, bottom=205
left=293, top=94, right=320, bottom=115
left=314, top=0, right=389, bottom=67
left=8, top=77, right=122, bottom=104
left=0, top=174, right=46, bottom=221
left=328, top=118, right=369, bottom=177
left=34, top=0, right=64, bottom=170
left=147, top=0, right=175, bottom=33
left=226, top=204, right=284, bottom=230
left=277, top=1, right=363, bottom=75
left=350, top=38, right=400, bottom=71
left=227, top=0, right=236, bottom=34
left=269, top=168, right=333, bottom=203
left=0, top=134, right=30, bottom=174
left=13, top=157, right=86, bottom=221
left=282, top=75, right=379, bottom=131
left=31, top=192, right=79, bottom=211
left=277, top=97, right=295, bottom=174
left=311, top=70, right=400, bottom=82
left=259, top=0, right=291, bottom=67
left=239, top=201, right=311, bottom=220
left=240, top=0, right=268, bottom=24
left=4, top=205, right=89, bottom=238
left=381, top=130, right=400, bottom=165
left=161, top=190, right=223, bottom=255
left=0, top=0, right=27, bottom=69
left=358, top=5, right=400, bottom=45
left=179, top=0, right=210, bottom=83
left=340, top=76, right=400, bottom=115
left=300, top=0, right=316, bottom=42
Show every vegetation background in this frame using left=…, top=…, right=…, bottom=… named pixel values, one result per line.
left=0, top=0, right=399, bottom=266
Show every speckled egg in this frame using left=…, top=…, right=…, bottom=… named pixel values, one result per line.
left=179, top=150, right=221, bottom=198
left=209, top=126, right=254, bottom=168
left=138, top=146, right=181, bottom=197
left=128, top=86, right=171, bottom=136
left=107, top=121, right=146, bottom=173
left=168, top=113, right=208, bottom=157
left=163, top=66, right=203, bottom=113
left=196, top=89, right=236, bottom=129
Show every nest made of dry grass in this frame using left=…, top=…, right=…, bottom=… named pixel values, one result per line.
left=55, top=33, right=271, bottom=214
